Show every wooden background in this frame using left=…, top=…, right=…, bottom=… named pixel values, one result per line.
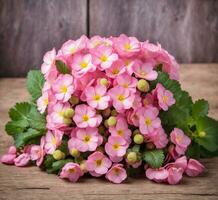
left=0, top=0, right=218, bottom=77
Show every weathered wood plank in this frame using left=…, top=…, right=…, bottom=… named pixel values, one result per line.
left=0, top=64, right=218, bottom=199
left=90, top=0, right=218, bottom=63
left=0, top=0, right=87, bottom=77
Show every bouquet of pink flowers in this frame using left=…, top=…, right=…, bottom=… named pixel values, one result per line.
left=1, top=34, right=218, bottom=184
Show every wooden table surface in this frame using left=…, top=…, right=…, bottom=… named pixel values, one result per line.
left=0, top=64, right=218, bottom=200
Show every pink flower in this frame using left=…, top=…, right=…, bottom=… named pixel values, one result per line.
left=105, top=136, right=128, bottom=157
left=113, top=34, right=141, bottom=57
left=138, top=106, right=161, bottom=135
left=37, top=91, right=49, bottom=113
left=44, top=130, right=63, bottom=154
left=86, top=151, right=112, bottom=175
left=170, top=128, right=191, bottom=155
left=109, top=116, right=132, bottom=142
left=185, top=159, right=204, bottom=177
left=106, top=164, right=127, bottom=183
left=141, top=41, right=162, bottom=59
left=126, top=108, right=139, bottom=126
left=133, top=60, right=158, bottom=80
left=71, top=54, right=96, bottom=77
left=88, top=36, right=112, bottom=49
left=146, top=167, right=169, bottom=183
left=92, top=45, right=118, bottom=70
left=108, top=85, right=135, bottom=112
left=85, top=85, right=110, bottom=110
left=114, top=72, right=137, bottom=92
left=73, top=104, right=102, bottom=128
left=14, top=153, right=30, bottom=167
left=122, top=58, right=137, bottom=75
left=52, top=74, right=74, bottom=102
left=0, top=146, right=17, bottom=165
left=105, top=59, right=125, bottom=78
left=60, top=162, right=83, bottom=182
left=167, top=167, right=183, bottom=185
left=156, top=83, right=175, bottom=111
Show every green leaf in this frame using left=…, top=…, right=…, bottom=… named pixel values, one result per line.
left=195, top=116, right=218, bottom=152
left=56, top=60, right=70, bottom=74
left=27, top=70, right=45, bottom=101
left=142, top=149, right=164, bottom=168
left=9, top=102, right=32, bottom=121
left=5, top=120, right=29, bottom=135
left=192, top=99, right=209, bottom=120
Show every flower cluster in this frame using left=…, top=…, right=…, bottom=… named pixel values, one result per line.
left=3, top=34, right=215, bottom=185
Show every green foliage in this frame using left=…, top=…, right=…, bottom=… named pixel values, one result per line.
left=27, top=70, right=45, bottom=101
left=192, top=99, right=209, bottom=120
left=142, top=149, right=164, bottom=168
left=56, top=60, right=70, bottom=74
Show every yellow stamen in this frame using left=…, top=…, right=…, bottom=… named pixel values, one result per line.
left=113, top=168, right=120, bottom=175
left=123, top=83, right=128, bottom=88
left=70, top=47, right=76, bottom=54
left=83, top=115, right=89, bottom=121
left=162, top=95, right=169, bottom=103
left=117, top=95, right=125, bottom=102
left=113, top=143, right=120, bottom=150
left=80, top=61, right=88, bottom=69
left=61, top=85, right=68, bottom=93
left=83, top=135, right=91, bottom=143
left=145, top=117, right=151, bottom=126
left=43, top=98, right=49, bottom=106
left=124, top=43, right=131, bottom=50
left=51, top=137, right=56, bottom=145
left=100, top=55, right=108, bottom=62
left=93, top=94, right=101, bottom=101
left=58, top=111, right=65, bottom=117
left=112, top=68, right=119, bottom=75
left=69, top=168, right=75, bottom=173
left=117, top=129, right=123, bottom=136
left=96, top=159, right=102, bottom=166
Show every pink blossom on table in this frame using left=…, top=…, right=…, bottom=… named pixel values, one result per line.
left=14, top=153, right=31, bottom=167
left=109, top=116, right=132, bottom=142
left=145, top=167, right=169, bottom=183
left=88, top=36, right=112, bottom=49
left=105, top=136, right=128, bottom=157
left=138, top=106, right=161, bottom=135
left=71, top=53, right=96, bottom=78
left=41, top=48, right=56, bottom=78
left=185, top=159, right=204, bottom=177
left=106, top=164, right=127, bottom=184
left=155, top=83, right=175, bottom=111
left=108, top=85, right=135, bottom=112
left=44, top=130, right=63, bottom=154
left=0, top=146, right=17, bottom=165
left=133, top=60, right=158, bottom=81
left=75, top=128, right=101, bottom=152
left=86, top=151, right=112, bottom=175
left=84, top=84, right=110, bottom=110
left=170, top=128, right=191, bottom=155
left=113, top=34, right=141, bottom=57
left=114, top=72, right=137, bottom=92
left=61, top=35, right=87, bottom=56
left=167, top=167, right=184, bottom=185
left=59, top=162, right=83, bottom=182
left=73, top=104, right=102, bottom=128
left=52, top=74, right=74, bottom=102
left=92, top=45, right=118, bottom=70
left=105, top=59, right=125, bottom=78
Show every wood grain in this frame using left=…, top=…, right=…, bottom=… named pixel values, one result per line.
left=0, top=0, right=87, bottom=77
left=0, top=64, right=218, bottom=200
left=90, top=0, right=218, bottom=63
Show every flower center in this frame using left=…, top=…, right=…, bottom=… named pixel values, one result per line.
left=145, top=117, right=152, bottom=126
left=112, top=68, right=119, bottom=75
left=83, top=135, right=91, bottom=143
left=70, top=47, right=76, bottom=54
left=113, top=168, right=120, bottom=176
left=117, top=129, right=123, bottom=136
left=80, top=61, right=88, bottom=69
left=94, top=94, right=101, bottom=101
left=69, top=168, right=75, bottom=173
left=43, top=98, right=49, bottom=106
left=61, top=85, right=68, bottom=93
left=100, top=55, right=108, bottom=62
left=162, top=95, right=169, bottom=103
left=51, top=137, right=56, bottom=145
left=96, top=159, right=102, bottom=166
left=117, top=95, right=125, bottom=102
left=58, top=111, right=65, bottom=117
left=124, top=43, right=131, bottom=50
left=123, top=83, right=128, bottom=88
left=113, top=143, right=120, bottom=150
left=83, top=115, right=89, bottom=121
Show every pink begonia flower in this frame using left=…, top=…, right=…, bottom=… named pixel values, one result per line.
left=73, top=104, right=102, bottom=128
left=30, top=136, right=45, bottom=166
left=105, top=59, right=125, bottom=78
left=44, top=130, right=63, bottom=154
left=113, top=34, right=141, bottom=57
left=185, top=159, right=204, bottom=177
left=85, top=84, right=110, bottom=110
left=138, top=106, right=161, bottom=135
left=156, top=83, right=175, bottom=111
left=92, top=45, right=118, bottom=70
left=88, top=36, right=112, bottom=49
left=52, top=74, right=74, bottom=102
left=14, top=153, right=30, bottom=167
left=148, top=127, right=168, bottom=149
left=47, top=102, right=71, bottom=130
left=109, top=116, right=132, bottom=142
left=146, top=167, right=169, bottom=183
left=132, top=91, right=142, bottom=110
left=143, top=93, right=156, bottom=108
left=60, top=162, right=83, bottom=182
left=105, top=136, right=128, bottom=157
left=109, top=155, right=123, bottom=163
left=126, top=109, right=139, bottom=127
left=167, top=167, right=183, bottom=185
left=106, top=164, right=127, bottom=184
left=0, top=146, right=17, bottom=165
left=37, top=91, right=49, bottom=113
left=86, top=151, right=112, bottom=175
left=170, top=128, right=191, bottom=155
left=68, top=137, right=83, bottom=153
left=71, top=53, right=96, bottom=78
left=41, top=48, right=56, bottom=78
left=141, top=41, right=162, bottom=59
left=122, top=58, right=137, bottom=75
left=61, top=35, right=87, bottom=56
left=108, top=85, right=135, bottom=112
left=114, top=72, right=137, bottom=92
left=75, top=128, right=102, bottom=152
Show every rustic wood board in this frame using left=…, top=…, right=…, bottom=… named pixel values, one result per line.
left=0, top=64, right=218, bottom=200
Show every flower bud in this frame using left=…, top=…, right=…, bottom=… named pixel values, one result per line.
left=80, top=161, right=87, bottom=172
left=63, top=118, right=72, bottom=125
left=133, top=134, right=144, bottom=144
left=104, top=120, right=109, bottom=128
left=100, top=78, right=108, bottom=87
left=127, top=152, right=137, bottom=163
left=53, top=150, right=65, bottom=160
left=70, top=148, right=80, bottom=158
left=107, top=116, right=117, bottom=127
left=64, top=108, right=75, bottom=118
left=102, top=108, right=111, bottom=118
left=133, top=129, right=140, bottom=136
left=198, top=131, right=206, bottom=138
left=98, top=125, right=105, bottom=135
left=137, top=79, right=149, bottom=92
left=69, top=95, right=79, bottom=106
